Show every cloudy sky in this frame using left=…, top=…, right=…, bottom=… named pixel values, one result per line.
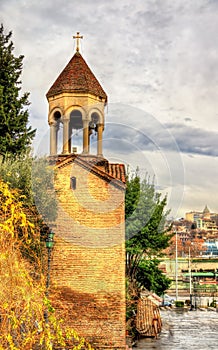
left=1, top=0, right=218, bottom=218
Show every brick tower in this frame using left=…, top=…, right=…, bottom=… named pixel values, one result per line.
left=46, top=33, right=126, bottom=349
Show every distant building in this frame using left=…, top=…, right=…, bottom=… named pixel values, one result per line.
left=185, top=211, right=202, bottom=222
left=202, top=240, right=218, bottom=257
left=186, top=205, right=215, bottom=221
left=185, top=205, right=218, bottom=235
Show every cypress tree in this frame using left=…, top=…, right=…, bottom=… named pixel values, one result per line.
left=0, top=24, right=35, bottom=159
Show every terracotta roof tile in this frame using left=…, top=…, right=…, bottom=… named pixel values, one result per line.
left=108, top=164, right=126, bottom=183
left=46, top=52, right=107, bottom=101
left=52, top=155, right=126, bottom=188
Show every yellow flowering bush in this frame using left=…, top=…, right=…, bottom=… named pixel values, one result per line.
left=0, top=180, right=94, bottom=350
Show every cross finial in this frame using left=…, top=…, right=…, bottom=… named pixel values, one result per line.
left=73, top=32, right=83, bottom=52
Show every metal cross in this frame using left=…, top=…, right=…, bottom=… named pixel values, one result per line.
left=73, top=32, right=83, bottom=52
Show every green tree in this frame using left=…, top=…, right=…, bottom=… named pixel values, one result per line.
left=125, top=170, right=172, bottom=294
left=0, top=154, right=57, bottom=223
left=0, top=152, right=33, bottom=203
left=0, top=24, right=35, bottom=159
left=0, top=153, right=58, bottom=267
left=135, top=258, right=171, bottom=295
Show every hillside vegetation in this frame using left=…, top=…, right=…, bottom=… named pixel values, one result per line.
left=0, top=180, right=93, bottom=350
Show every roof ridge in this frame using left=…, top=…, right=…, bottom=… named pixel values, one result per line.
left=54, top=155, right=126, bottom=188
left=75, top=156, right=125, bottom=186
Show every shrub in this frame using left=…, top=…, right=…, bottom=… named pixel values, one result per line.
left=0, top=180, right=93, bottom=349
left=210, top=300, right=216, bottom=308
left=175, top=301, right=184, bottom=308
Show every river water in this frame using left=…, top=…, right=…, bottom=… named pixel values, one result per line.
left=135, top=309, right=218, bottom=349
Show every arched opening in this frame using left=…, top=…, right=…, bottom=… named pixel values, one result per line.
left=53, top=111, right=63, bottom=154
left=50, top=110, right=62, bottom=155
left=91, top=112, right=99, bottom=125
left=89, top=112, right=100, bottom=154
left=69, top=110, right=83, bottom=153
left=54, top=111, right=61, bottom=122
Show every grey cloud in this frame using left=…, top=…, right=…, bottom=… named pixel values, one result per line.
left=103, top=103, right=218, bottom=158
left=164, top=123, right=218, bottom=157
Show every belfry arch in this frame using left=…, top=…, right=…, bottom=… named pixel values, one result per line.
left=49, top=106, right=105, bottom=156
left=49, top=109, right=62, bottom=156
left=68, top=109, right=83, bottom=153
left=88, top=111, right=104, bottom=156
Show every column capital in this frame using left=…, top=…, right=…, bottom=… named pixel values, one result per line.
left=83, top=119, right=90, bottom=126
left=97, top=123, right=104, bottom=129
left=49, top=120, right=58, bottom=127
left=62, top=117, right=70, bottom=123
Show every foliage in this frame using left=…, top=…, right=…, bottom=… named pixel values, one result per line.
left=175, top=301, right=184, bottom=308
left=0, top=24, right=35, bottom=159
left=125, top=170, right=173, bottom=293
left=210, top=300, right=216, bottom=308
left=0, top=153, right=33, bottom=204
left=135, top=258, right=171, bottom=295
left=0, top=180, right=93, bottom=349
left=125, top=169, right=172, bottom=342
left=0, top=153, right=58, bottom=224
left=125, top=168, right=140, bottom=222
left=32, top=156, right=58, bottom=224
left=125, top=169, right=160, bottom=242
left=125, top=279, right=139, bottom=338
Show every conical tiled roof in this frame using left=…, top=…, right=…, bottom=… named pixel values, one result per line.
left=46, top=51, right=107, bottom=101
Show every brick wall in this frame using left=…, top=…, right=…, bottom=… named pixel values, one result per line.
left=50, top=159, right=126, bottom=349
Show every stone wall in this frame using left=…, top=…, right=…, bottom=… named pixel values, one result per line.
left=50, top=159, right=126, bottom=349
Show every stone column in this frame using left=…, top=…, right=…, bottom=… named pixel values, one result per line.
left=83, top=120, right=89, bottom=154
left=62, top=118, right=70, bottom=154
left=97, top=123, right=103, bottom=156
left=50, top=122, right=57, bottom=156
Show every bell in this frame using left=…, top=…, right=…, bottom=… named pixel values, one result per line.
left=89, top=121, right=95, bottom=130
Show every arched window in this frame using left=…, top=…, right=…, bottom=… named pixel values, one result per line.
left=69, top=110, right=83, bottom=153
left=70, top=110, right=83, bottom=130
left=89, top=112, right=100, bottom=154
left=91, top=112, right=99, bottom=124
left=53, top=111, right=62, bottom=154
left=89, top=112, right=99, bottom=133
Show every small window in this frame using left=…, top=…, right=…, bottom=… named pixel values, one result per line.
left=70, top=176, right=76, bottom=190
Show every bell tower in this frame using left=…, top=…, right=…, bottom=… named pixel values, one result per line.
left=46, top=32, right=107, bottom=157
left=46, top=34, right=126, bottom=349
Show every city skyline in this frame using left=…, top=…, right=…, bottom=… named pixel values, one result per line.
left=1, top=0, right=218, bottom=217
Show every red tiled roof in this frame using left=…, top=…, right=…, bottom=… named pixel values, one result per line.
left=52, top=154, right=126, bottom=188
left=46, top=52, right=107, bottom=101
left=108, top=164, right=126, bottom=183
